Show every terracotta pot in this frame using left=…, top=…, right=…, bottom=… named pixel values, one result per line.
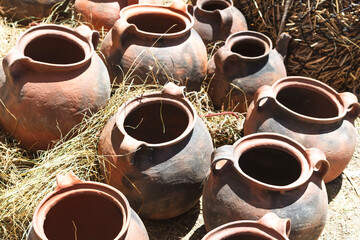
left=193, top=0, right=248, bottom=44
left=100, top=1, right=207, bottom=91
left=74, top=0, right=163, bottom=31
left=0, top=0, right=65, bottom=20
left=0, top=24, right=111, bottom=151
left=207, top=31, right=291, bottom=113
left=98, top=83, right=213, bottom=219
left=202, top=212, right=290, bottom=240
left=244, top=76, right=360, bottom=182
left=202, top=133, right=329, bottom=240
left=27, top=172, right=149, bottom=240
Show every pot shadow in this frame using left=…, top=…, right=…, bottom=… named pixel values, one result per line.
left=142, top=201, right=201, bottom=240
left=188, top=225, right=207, bottom=240
left=325, top=174, right=343, bottom=203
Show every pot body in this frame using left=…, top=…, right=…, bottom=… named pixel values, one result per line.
left=207, top=31, right=290, bottom=113
left=202, top=133, right=329, bottom=240
left=193, top=0, right=248, bottom=44
left=27, top=172, right=149, bottom=240
left=1, top=0, right=64, bottom=20
left=0, top=24, right=111, bottom=151
left=100, top=2, right=208, bottom=91
left=98, top=83, right=213, bottom=219
left=244, top=76, right=360, bottom=182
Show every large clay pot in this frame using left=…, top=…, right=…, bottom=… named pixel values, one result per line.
left=202, top=133, right=329, bottom=240
left=98, top=83, right=213, bottom=219
left=193, top=0, right=248, bottom=44
left=0, top=24, right=111, bottom=151
left=202, top=213, right=290, bottom=240
left=100, top=1, right=207, bottom=91
left=207, top=31, right=291, bottom=113
left=74, top=0, right=163, bottom=31
left=27, top=172, right=149, bottom=240
left=0, top=0, right=64, bottom=21
left=244, top=76, right=360, bottom=183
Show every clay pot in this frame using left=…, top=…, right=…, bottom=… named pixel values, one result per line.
left=74, top=0, right=163, bottom=31
left=0, top=24, right=111, bottom=151
left=98, top=83, right=213, bottom=219
left=100, top=1, right=208, bottom=91
left=202, top=133, right=329, bottom=240
left=244, top=76, right=360, bottom=183
left=193, top=0, right=248, bottom=44
left=207, top=31, right=291, bottom=113
left=0, top=0, right=65, bottom=21
left=202, top=213, right=290, bottom=240
left=27, top=172, right=149, bottom=240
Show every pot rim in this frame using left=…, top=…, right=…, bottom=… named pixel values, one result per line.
left=119, top=4, right=194, bottom=38
left=115, top=90, right=196, bottom=148
left=31, top=181, right=131, bottom=240
left=15, top=24, right=94, bottom=70
left=196, top=0, right=233, bottom=13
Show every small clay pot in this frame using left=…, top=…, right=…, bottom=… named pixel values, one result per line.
left=0, top=24, right=111, bottom=151
left=1, top=0, right=65, bottom=21
left=27, top=172, right=149, bottom=240
left=244, top=76, right=360, bottom=183
left=193, top=0, right=248, bottom=44
left=98, top=82, right=213, bottom=219
left=207, top=31, right=291, bottom=113
left=202, top=133, right=329, bottom=240
left=202, top=213, right=291, bottom=240
left=100, top=1, right=208, bottom=91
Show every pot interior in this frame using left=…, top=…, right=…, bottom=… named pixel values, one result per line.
left=24, top=36, right=85, bottom=64
left=231, top=38, right=267, bottom=57
left=276, top=87, right=338, bottom=118
left=201, top=1, right=230, bottom=11
left=43, top=193, right=123, bottom=240
left=124, top=102, right=189, bottom=144
left=225, top=234, right=269, bottom=240
left=127, top=13, right=187, bottom=34
left=239, top=147, right=301, bottom=186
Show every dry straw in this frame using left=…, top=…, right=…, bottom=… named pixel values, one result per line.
left=234, top=0, right=360, bottom=97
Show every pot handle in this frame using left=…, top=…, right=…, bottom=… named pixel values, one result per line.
left=275, top=33, right=291, bottom=59
left=339, top=92, right=360, bottom=123
left=2, top=49, right=31, bottom=82
left=306, top=148, right=330, bottom=180
left=75, top=25, right=100, bottom=49
left=211, top=145, right=236, bottom=173
left=55, top=172, right=83, bottom=191
left=120, top=134, right=146, bottom=166
left=253, top=85, right=275, bottom=109
left=161, top=82, right=186, bottom=98
left=214, top=47, right=242, bottom=77
left=257, top=212, right=291, bottom=239
left=216, top=8, right=233, bottom=40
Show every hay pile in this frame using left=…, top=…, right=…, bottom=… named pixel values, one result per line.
left=234, top=0, right=360, bottom=96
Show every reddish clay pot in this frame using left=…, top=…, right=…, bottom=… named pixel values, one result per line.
left=207, top=31, right=291, bottom=113
left=100, top=1, right=207, bottom=91
left=202, top=133, right=329, bottom=240
left=244, top=76, right=360, bottom=182
left=98, top=83, right=213, bottom=219
left=27, top=172, right=149, bottom=240
left=0, top=24, right=111, bottom=151
left=1, top=0, right=64, bottom=20
left=202, top=213, right=290, bottom=240
left=193, top=0, right=248, bottom=44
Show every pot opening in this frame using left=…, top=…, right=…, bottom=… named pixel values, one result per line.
left=201, top=1, right=230, bottom=11
left=225, top=234, right=269, bottom=240
left=124, top=102, right=189, bottom=144
left=127, top=13, right=187, bottom=34
left=276, top=87, right=339, bottom=118
left=24, top=36, right=85, bottom=64
left=43, top=193, right=124, bottom=240
left=239, top=147, right=301, bottom=186
left=231, top=38, right=267, bottom=57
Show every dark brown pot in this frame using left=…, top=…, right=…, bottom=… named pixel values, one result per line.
left=202, top=133, right=329, bottom=240
left=98, top=83, right=213, bottom=219
left=207, top=31, right=291, bottom=113
left=244, top=76, right=360, bottom=183
left=27, top=172, right=149, bottom=240
left=193, top=0, right=248, bottom=44
left=0, top=24, right=111, bottom=151
left=202, top=213, right=290, bottom=240
left=100, top=1, right=208, bottom=91
left=1, top=0, right=64, bottom=20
